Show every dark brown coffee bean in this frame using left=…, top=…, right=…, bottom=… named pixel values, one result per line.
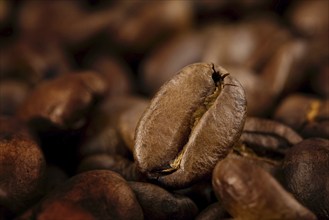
left=90, top=56, right=134, bottom=96
left=195, top=202, right=230, bottom=220
left=108, top=1, right=193, bottom=50
left=282, top=138, right=329, bottom=219
left=212, top=157, right=316, bottom=220
left=118, top=99, right=149, bottom=152
left=240, top=117, right=303, bottom=158
left=135, top=63, right=247, bottom=188
left=129, top=181, right=198, bottom=220
left=0, top=39, right=70, bottom=83
left=0, top=117, right=46, bottom=212
left=78, top=154, right=144, bottom=181
left=20, top=170, right=144, bottom=220
left=274, top=94, right=329, bottom=139
left=18, top=200, right=96, bottom=220
left=18, top=72, right=106, bottom=130
left=18, top=1, right=115, bottom=45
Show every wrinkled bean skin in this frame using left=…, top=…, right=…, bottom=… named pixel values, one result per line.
left=129, top=182, right=198, bottom=220
left=282, top=138, right=329, bottom=219
left=19, top=170, right=144, bottom=220
left=135, top=63, right=247, bottom=188
left=0, top=117, right=46, bottom=212
left=212, top=157, right=316, bottom=220
left=240, top=117, right=303, bottom=158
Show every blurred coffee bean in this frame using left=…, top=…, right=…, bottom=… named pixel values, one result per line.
left=0, top=0, right=9, bottom=24
left=260, top=39, right=308, bottom=95
left=0, top=39, right=70, bottom=84
left=274, top=94, right=329, bottom=139
left=18, top=200, right=96, bottom=220
left=18, top=72, right=106, bottom=130
left=90, top=55, right=134, bottom=96
left=212, top=157, right=316, bottom=220
left=20, top=170, right=144, bottom=220
left=202, top=18, right=291, bottom=70
left=129, top=181, right=198, bottom=220
left=289, top=0, right=329, bottom=37
left=0, top=80, right=30, bottom=115
left=282, top=138, right=329, bottom=219
left=288, top=0, right=329, bottom=64
left=118, top=99, right=149, bottom=152
left=18, top=1, right=115, bottom=45
left=141, top=31, right=205, bottom=94
left=195, top=202, right=230, bottom=220
left=78, top=154, right=144, bottom=182
left=135, top=63, right=246, bottom=188
left=0, top=117, right=45, bottom=213
left=240, top=117, right=302, bottom=158
left=109, top=1, right=193, bottom=50
left=79, top=95, right=147, bottom=158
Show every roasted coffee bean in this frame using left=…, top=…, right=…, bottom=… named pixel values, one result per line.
left=78, top=154, right=144, bottom=182
left=18, top=72, right=106, bottom=130
left=135, top=63, right=247, bottom=188
left=195, top=202, right=230, bottom=220
left=18, top=200, right=96, bottom=220
left=282, top=138, right=329, bottom=219
left=118, top=99, right=149, bottom=152
left=0, top=117, right=46, bottom=212
left=0, top=39, right=70, bottom=83
left=240, top=117, right=302, bottom=159
left=288, top=0, right=329, bottom=64
left=129, top=181, right=198, bottom=220
left=79, top=95, right=147, bottom=158
left=274, top=94, right=329, bottom=139
left=212, top=157, right=316, bottom=220
left=260, top=39, right=308, bottom=95
left=20, top=170, right=144, bottom=220
left=89, top=56, right=134, bottom=96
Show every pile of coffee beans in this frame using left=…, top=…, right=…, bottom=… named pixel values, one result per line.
left=0, top=1, right=328, bottom=219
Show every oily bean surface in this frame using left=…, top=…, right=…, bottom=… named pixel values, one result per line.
left=135, top=63, right=247, bottom=188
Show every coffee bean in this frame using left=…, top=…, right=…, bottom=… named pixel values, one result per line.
left=20, top=170, right=144, bottom=220
left=212, top=157, right=316, bottom=220
left=240, top=117, right=303, bottom=158
left=129, top=181, right=198, bottom=220
left=0, top=117, right=46, bottom=212
left=282, top=138, right=329, bottom=219
left=274, top=94, right=329, bottom=139
left=135, top=63, right=247, bottom=188
left=18, top=72, right=107, bottom=130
